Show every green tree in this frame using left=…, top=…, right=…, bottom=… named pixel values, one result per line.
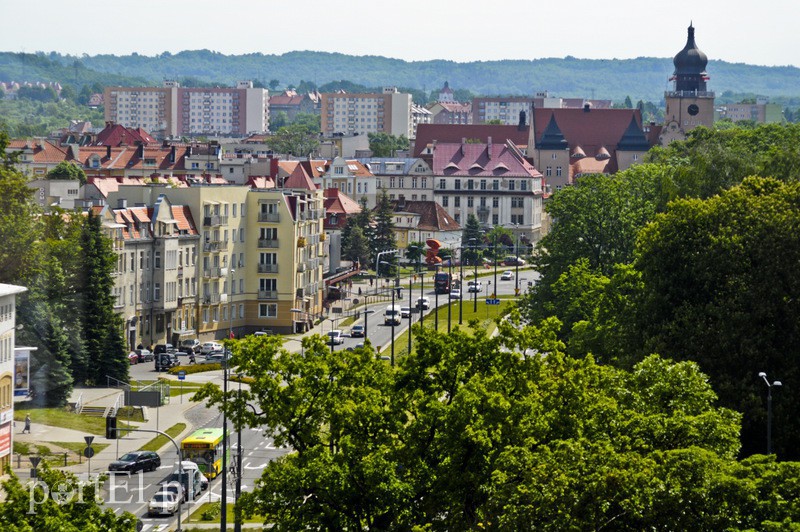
left=46, top=161, right=87, bottom=186
left=342, top=225, right=370, bottom=268
left=0, top=467, right=137, bottom=531
left=269, top=111, right=288, bottom=131
left=268, top=79, right=280, bottom=91
left=266, top=124, right=319, bottom=157
left=406, top=241, right=425, bottom=271
left=79, top=211, right=127, bottom=385
left=461, top=214, right=483, bottom=265
left=373, top=189, right=397, bottom=272
left=292, top=112, right=320, bottom=134
left=635, top=177, right=800, bottom=459
left=367, top=132, right=409, bottom=157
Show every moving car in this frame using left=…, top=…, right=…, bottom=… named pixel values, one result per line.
left=135, top=348, right=153, bottom=363
left=468, top=281, right=482, bottom=293
left=501, top=271, right=515, bottom=281
left=158, top=481, right=186, bottom=503
left=503, top=256, right=527, bottom=266
left=153, top=344, right=175, bottom=355
left=384, top=305, right=401, bottom=326
left=400, top=306, right=411, bottom=319
left=199, top=350, right=232, bottom=366
left=350, top=325, right=365, bottom=338
left=200, top=341, right=223, bottom=354
left=148, top=492, right=179, bottom=517
left=155, top=353, right=180, bottom=371
left=167, top=461, right=207, bottom=499
left=179, top=339, right=201, bottom=355
left=449, top=289, right=461, bottom=300
left=416, top=297, right=430, bottom=310
left=327, top=330, right=345, bottom=345
left=108, top=451, right=161, bottom=473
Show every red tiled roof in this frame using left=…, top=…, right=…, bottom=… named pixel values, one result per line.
left=283, top=164, right=318, bottom=190
left=324, top=188, right=362, bottom=215
left=7, top=139, right=68, bottom=164
left=247, top=176, right=276, bottom=189
left=390, top=200, right=460, bottom=232
left=94, top=123, right=155, bottom=147
left=171, top=206, right=198, bottom=234
left=414, top=124, right=529, bottom=157
left=432, top=140, right=541, bottom=178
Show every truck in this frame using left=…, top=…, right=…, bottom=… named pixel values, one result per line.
left=434, top=271, right=460, bottom=294
left=384, top=305, right=402, bottom=326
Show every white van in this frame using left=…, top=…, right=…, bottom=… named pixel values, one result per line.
left=384, top=305, right=401, bottom=325
left=168, top=461, right=207, bottom=500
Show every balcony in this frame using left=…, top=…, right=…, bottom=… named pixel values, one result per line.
left=203, top=293, right=221, bottom=304
left=177, top=267, right=184, bottom=278
left=204, top=241, right=223, bottom=252
left=297, top=263, right=306, bottom=272
left=258, top=290, right=278, bottom=300
left=258, top=212, right=280, bottom=223
left=203, top=267, right=221, bottom=278
left=258, top=239, right=279, bottom=249
left=258, top=263, right=278, bottom=274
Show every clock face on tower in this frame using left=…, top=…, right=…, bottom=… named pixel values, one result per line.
left=687, top=104, right=700, bottom=116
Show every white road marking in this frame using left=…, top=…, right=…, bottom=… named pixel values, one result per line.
left=244, top=463, right=266, bottom=470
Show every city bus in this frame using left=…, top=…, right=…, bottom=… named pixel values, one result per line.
left=180, top=428, right=227, bottom=479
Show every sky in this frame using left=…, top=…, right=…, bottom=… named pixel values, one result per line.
left=1, top=0, right=798, bottom=67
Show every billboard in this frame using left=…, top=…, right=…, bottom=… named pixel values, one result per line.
left=14, top=348, right=30, bottom=397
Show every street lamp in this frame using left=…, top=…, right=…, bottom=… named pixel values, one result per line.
left=471, top=238, right=479, bottom=313
left=458, top=246, right=464, bottom=325
left=222, top=266, right=235, bottom=532
left=447, top=258, right=453, bottom=334
left=408, top=273, right=413, bottom=354
left=758, top=372, right=782, bottom=455
left=363, top=308, right=375, bottom=338
left=419, top=272, right=425, bottom=325
left=380, top=260, right=397, bottom=366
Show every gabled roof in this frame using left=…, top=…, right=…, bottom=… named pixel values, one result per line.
left=94, top=123, right=155, bottom=147
left=389, top=200, right=460, bottom=232
left=111, top=204, right=198, bottom=240
left=356, top=157, right=430, bottom=175
left=414, top=124, right=529, bottom=157
left=324, top=188, right=362, bottom=215
left=7, top=139, right=68, bottom=164
left=432, top=140, right=541, bottom=178
left=283, top=164, right=318, bottom=190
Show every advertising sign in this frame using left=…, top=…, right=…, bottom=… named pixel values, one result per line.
left=14, top=349, right=30, bottom=397
left=0, top=422, right=11, bottom=458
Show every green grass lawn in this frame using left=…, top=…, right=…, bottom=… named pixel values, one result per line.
left=138, top=422, right=186, bottom=452
left=168, top=382, right=206, bottom=397
left=189, top=502, right=263, bottom=524
left=14, top=405, right=109, bottom=435
left=381, top=298, right=515, bottom=359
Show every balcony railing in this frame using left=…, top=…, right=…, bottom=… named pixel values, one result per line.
left=297, top=263, right=307, bottom=272
left=177, top=267, right=184, bottom=278
left=258, top=263, right=278, bottom=274
left=203, top=267, right=221, bottom=278
left=665, top=90, right=715, bottom=98
left=258, top=290, right=278, bottom=300
left=204, top=241, right=223, bottom=252
left=203, top=293, right=221, bottom=304
left=204, top=215, right=229, bottom=227
left=258, top=239, right=279, bottom=249
left=258, top=212, right=280, bottom=223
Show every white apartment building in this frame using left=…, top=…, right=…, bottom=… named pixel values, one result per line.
left=105, top=81, right=269, bottom=138
left=321, top=87, right=412, bottom=138
left=0, top=283, right=26, bottom=473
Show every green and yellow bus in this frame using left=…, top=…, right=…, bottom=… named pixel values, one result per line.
left=180, top=428, right=227, bottom=479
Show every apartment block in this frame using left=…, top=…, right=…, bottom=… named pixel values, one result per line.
left=0, top=283, right=27, bottom=473
left=473, top=97, right=534, bottom=126
left=357, top=157, right=434, bottom=202
left=321, top=87, right=412, bottom=138
left=716, top=98, right=783, bottom=123
left=105, top=81, right=269, bottom=138
left=106, top=183, right=325, bottom=340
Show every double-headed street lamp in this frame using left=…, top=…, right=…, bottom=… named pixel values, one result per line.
left=758, top=372, right=782, bottom=455
left=379, top=260, right=399, bottom=366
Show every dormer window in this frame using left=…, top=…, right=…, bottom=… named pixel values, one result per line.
left=90, top=156, right=100, bottom=169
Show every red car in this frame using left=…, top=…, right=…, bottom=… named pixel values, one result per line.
left=127, top=352, right=139, bottom=365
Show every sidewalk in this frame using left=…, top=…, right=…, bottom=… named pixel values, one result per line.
left=12, top=383, right=206, bottom=478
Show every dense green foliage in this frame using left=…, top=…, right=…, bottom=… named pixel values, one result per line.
left=367, top=132, right=409, bottom=157
left=3, top=51, right=800, bottom=103
left=524, top=123, right=800, bottom=459
left=46, top=161, right=87, bottom=186
left=193, top=324, right=800, bottom=530
left=373, top=189, right=397, bottom=273
left=266, top=124, right=319, bottom=157
left=0, top=98, right=104, bottom=137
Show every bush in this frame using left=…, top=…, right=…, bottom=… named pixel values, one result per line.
left=168, top=364, right=221, bottom=375
left=201, top=502, right=221, bottom=521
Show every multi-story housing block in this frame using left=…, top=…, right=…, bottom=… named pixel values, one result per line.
left=321, top=87, right=412, bottom=138
left=357, top=157, right=434, bottom=202
left=105, top=81, right=269, bottom=138
left=716, top=98, right=783, bottom=124
left=107, top=183, right=325, bottom=338
left=432, top=139, right=544, bottom=243
left=0, top=283, right=26, bottom=473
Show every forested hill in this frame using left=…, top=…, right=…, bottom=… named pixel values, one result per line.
left=2, top=50, right=799, bottom=102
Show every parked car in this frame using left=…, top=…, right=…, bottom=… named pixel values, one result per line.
left=200, top=341, right=223, bottom=354
left=449, top=289, right=462, bottom=300
left=155, top=353, right=180, bottom=371
left=501, top=271, right=515, bottom=281
left=400, top=306, right=411, bottom=319
left=327, top=330, right=345, bottom=345
left=468, top=281, right=482, bottom=292
left=179, top=339, right=201, bottom=355
left=128, top=352, right=139, bottom=365
left=350, top=325, right=365, bottom=338
left=148, top=492, right=179, bottom=517
left=416, top=297, right=430, bottom=310
left=135, top=348, right=153, bottom=363
left=503, top=256, right=527, bottom=266
left=108, top=451, right=161, bottom=473
left=199, top=351, right=232, bottom=366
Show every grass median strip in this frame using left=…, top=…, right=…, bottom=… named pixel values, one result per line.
left=139, top=422, right=186, bottom=452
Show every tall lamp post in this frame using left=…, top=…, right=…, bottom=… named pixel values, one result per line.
left=419, top=272, right=425, bottom=325
left=513, top=228, right=521, bottom=296
left=221, top=266, right=235, bottom=532
left=234, top=376, right=243, bottom=532
left=408, top=274, right=413, bottom=354
left=434, top=265, right=440, bottom=332
left=473, top=239, right=479, bottom=313
left=458, top=246, right=464, bottom=325
left=492, top=232, right=498, bottom=298
left=758, top=372, right=782, bottom=455
left=447, top=258, right=454, bottom=333
left=380, top=260, right=397, bottom=366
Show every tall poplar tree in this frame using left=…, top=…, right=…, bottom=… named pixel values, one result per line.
left=373, top=189, right=397, bottom=274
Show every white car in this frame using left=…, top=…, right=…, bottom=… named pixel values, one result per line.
left=400, top=306, right=411, bottom=319
left=200, top=341, right=223, bottom=354
left=328, top=330, right=345, bottom=345
left=148, top=492, right=179, bottom=516
left=416, top=297, right=430, bottom=310
left=449, top=289, right=461, bottom=300
left=501, top=271, right=515, bottom=281
left=468, top=281, right=482, bottom=293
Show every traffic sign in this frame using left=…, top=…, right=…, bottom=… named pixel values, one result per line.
left=83, top=446, right=95, bottom=459
left=84, top=436, right=94, bottom=447
left=178, top=370, right=186, bottom=381
left=485, top=299, right=501, bottom=305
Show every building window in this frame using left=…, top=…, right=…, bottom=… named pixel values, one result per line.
left=492, top=214, right=499, bottom=225
left=546, top=166, right=552, bottom=177
left=467, top=179, right=474, bottom=190
left=442, top=196, right=449, bottom=207
left=556, top=166, right=562, bottom=177
left=439, top=179, right=446, bottom=189
left=154, top=251, right=161, bottom=269
left=454, top=179, right=461, bottom=190
left=492, top=180, right=499, bottom=190
left=467, top=196, right=474, bottom=207
left=454, top=197, right=461, bottom=207
left=480, top=179, right=487, bottom=190
left=508, top=180, right=515, bottom=191
left=259, top=303, right=278, bottom=318
left=493, top=197, right=499, bottom=208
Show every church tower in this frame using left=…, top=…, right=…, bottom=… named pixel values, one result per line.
left=660, top=24, right=715, bottom=145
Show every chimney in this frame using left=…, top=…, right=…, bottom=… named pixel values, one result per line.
left=583, top=103, right=591, bottom=112
left=169, top=145, right=176, bottom=164
left=487, top=136, right=492, bottom=159
left=461, top=138, right=467, bottom=155
left=270, top=155, right=279, bottom=178
left=117, top=198, right=127, bottom=209
left=518, top=110, right=527, bottom=131
left=137, top=144, right=144, bottom=158
left=106, top=145, right=111, bottom=159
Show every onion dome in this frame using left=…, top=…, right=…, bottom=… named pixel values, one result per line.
left=673, top=24, right=708, bottom=76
